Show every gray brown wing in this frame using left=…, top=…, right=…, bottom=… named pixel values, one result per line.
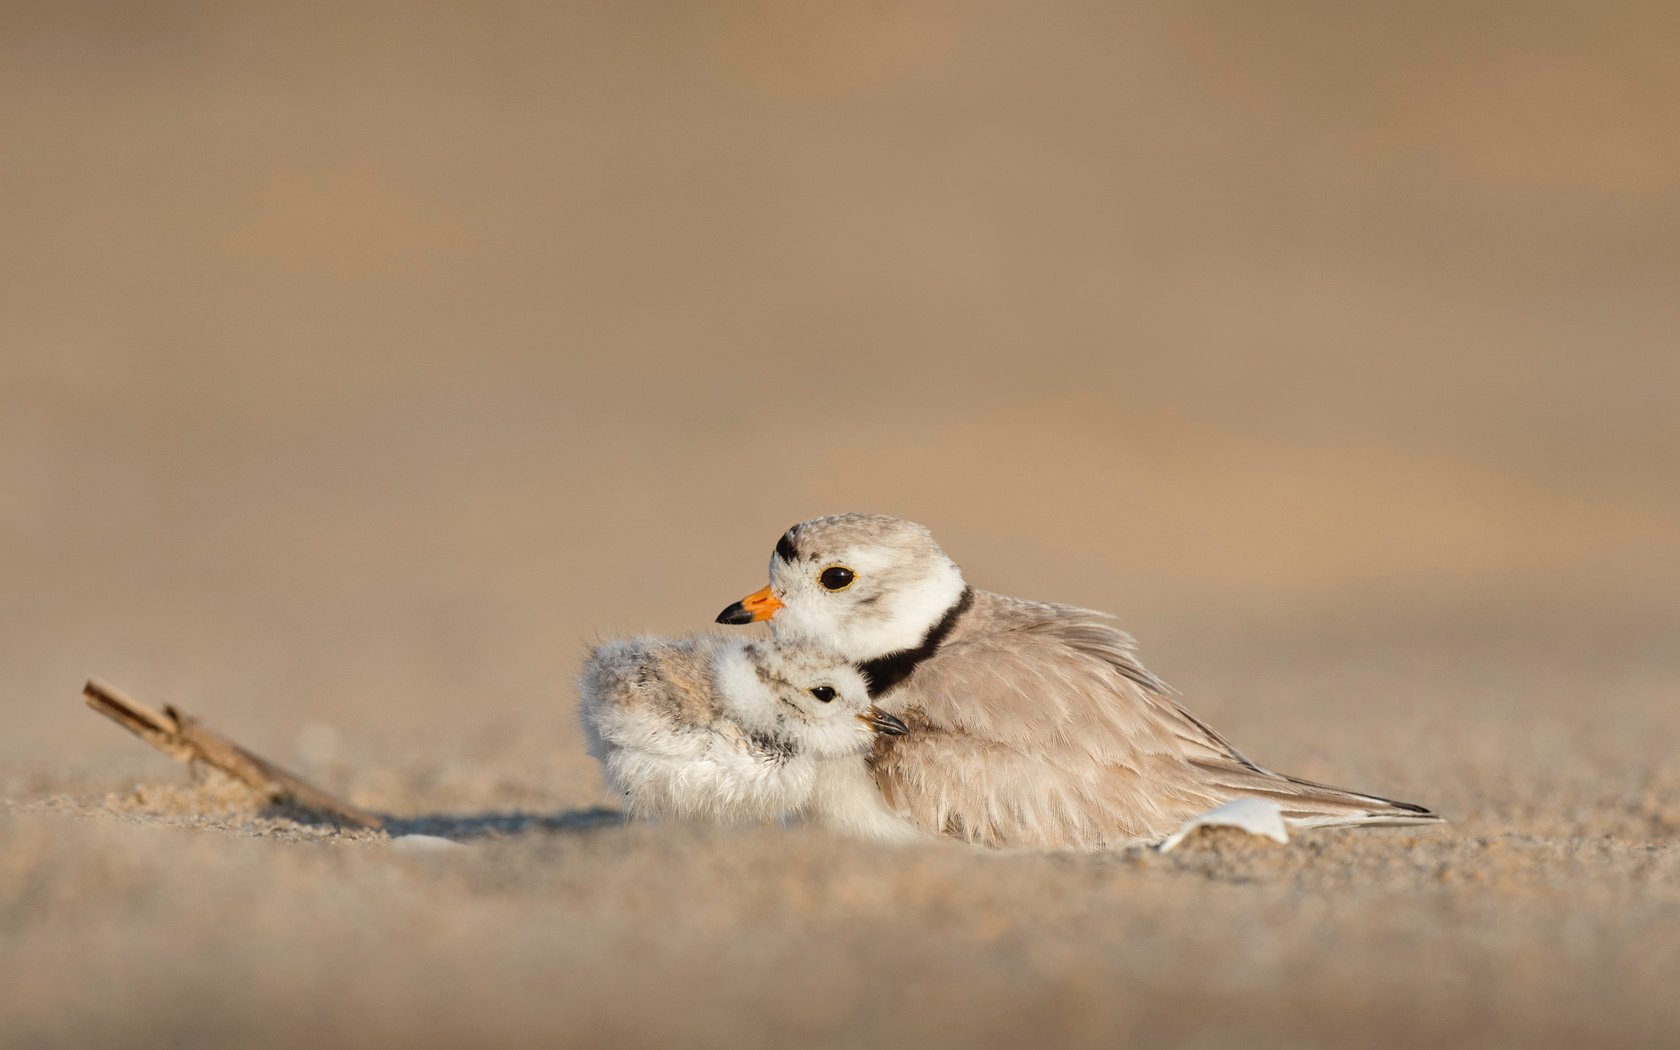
left=870, top=607, right=1439, bottom=848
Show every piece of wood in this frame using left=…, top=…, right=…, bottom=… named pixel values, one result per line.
left=83, top=678, right=386, bottom=830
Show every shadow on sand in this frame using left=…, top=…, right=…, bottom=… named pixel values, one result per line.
left=379, top=807, right=625, bottom=842
left=254, top=799, right=627, bottom=842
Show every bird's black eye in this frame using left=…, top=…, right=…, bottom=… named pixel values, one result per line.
left=808, top=686, right=837, bottom=703
left=818, top=566, right=855, bottom=591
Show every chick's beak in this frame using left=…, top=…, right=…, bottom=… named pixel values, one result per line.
left=716, top=585, right=783, bottom=625
left=859, top=706, right=910, bottom=737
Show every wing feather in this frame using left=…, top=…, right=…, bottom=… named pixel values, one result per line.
left=869, top=595, right=1440, bottom=847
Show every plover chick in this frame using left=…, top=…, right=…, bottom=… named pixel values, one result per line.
left=579, top=635, right=919, bottom=838
left=716, top=513, right=1444, bottom=850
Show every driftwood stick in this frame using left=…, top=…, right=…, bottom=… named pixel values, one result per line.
left=84, top=678, right=386, bottom=830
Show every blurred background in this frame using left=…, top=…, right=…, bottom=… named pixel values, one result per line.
left=6, top=6, right=1680, bottom=1048
left=2, top=1, right=1676, bottom=776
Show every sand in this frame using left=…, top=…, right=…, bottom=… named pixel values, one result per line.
left=4, top=3, right=1678, bottom=1047
left=7, top=615, right=1678, bottom=1049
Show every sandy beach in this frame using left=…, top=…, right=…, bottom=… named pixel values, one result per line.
left=4, top=3, right=1678, bottom=1046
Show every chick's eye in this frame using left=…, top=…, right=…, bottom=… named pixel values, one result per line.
left=808, top=686, right=837, bottom=703
left=818, top=566, right=855, bottom=591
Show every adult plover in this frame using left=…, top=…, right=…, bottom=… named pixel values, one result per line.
left=716, top=513, right=1443, bottom=850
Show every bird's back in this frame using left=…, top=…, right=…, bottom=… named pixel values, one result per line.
left=869, top=590, right=1440, bottom=847
left=580, top=635, right=730, bottom=762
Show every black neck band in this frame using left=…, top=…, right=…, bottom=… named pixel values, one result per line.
left=857, top=587, right=973, bottom=699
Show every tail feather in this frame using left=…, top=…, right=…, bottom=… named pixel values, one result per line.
left=1191, top=759, right=1445, bottom=830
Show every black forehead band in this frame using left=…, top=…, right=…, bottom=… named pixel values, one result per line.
left=774, top=530, right=799, bottom=563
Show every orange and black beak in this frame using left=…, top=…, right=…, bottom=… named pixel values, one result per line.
left=716, top=585, right=783, bottom=625
left=858, top=706, right=909, bottom=737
